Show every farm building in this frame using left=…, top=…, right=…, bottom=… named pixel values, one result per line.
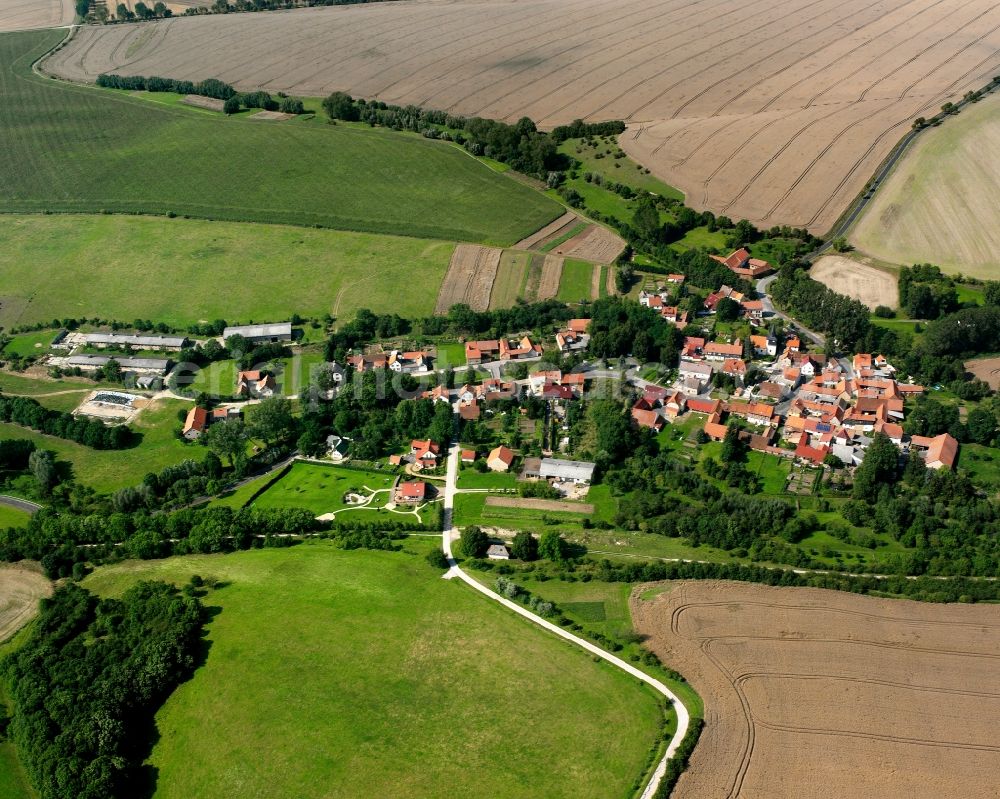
left=81, top=332, right=189, bottom=350
left=64, top=355, right=170, bottom=376
left=222, top=322, right=292, bottom=344
left=486, top=544, right=510, bottom=560
left=538, top=458, right=595, bottom=484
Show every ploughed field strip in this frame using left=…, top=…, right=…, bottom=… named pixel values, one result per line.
left=809, top=256, right=900, bottom=309
left=44, top=0, right=1000, bottom=232
left=435, top=244, right=503, bottom=313
left=537, top=255, right=564, bottom=300
left=633, top=581, right=1000, bottom=798
left=552, top=224, right=627, bottom=263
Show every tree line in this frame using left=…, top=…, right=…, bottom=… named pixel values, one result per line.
left=95, top=73, right=305, bottom=115
left=2, top=581, right=206, bottom=799
left=0, top=395, right=132, bottom=450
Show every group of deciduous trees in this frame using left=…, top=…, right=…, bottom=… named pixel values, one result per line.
left=0, top=395, right=131, bottom=450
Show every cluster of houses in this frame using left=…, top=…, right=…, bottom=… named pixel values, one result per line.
left=632, top=340, right=959, bottom=471
left=710, top=247, right=774, bottom=279
left=464, top=335, right=543, bottom=366
left=181, top=404, right=242, bottom=439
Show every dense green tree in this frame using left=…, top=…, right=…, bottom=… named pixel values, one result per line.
left=510, top=530, right=538, bottom=561
left=852, top=433, right=900, bottom=502
left=538, top=531, right=568, bottom=562
left=250, top=396, right=294, bottom=444
left=460, top=526, right=489, bottom=558
left=203, top=418, right=250, bottom=475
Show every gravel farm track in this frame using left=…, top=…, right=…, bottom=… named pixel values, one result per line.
left=39, top=0, right=1000, bottom=233
left=633, top=581, right=1000, bottom=798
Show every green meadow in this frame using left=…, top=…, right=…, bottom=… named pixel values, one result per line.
left=0, top=30, right=559, bottom=244
left=0, top=215, right=454, bottom=328
left=81, top=543, right=665, bottom=799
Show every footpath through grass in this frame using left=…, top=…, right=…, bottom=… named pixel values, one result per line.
left=0, top=30, right=559, bottom=245
left=0, top=215, right=454, bottom=328
left=82, top=543, right=664, bottom=799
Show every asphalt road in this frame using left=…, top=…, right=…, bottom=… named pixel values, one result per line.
left=0, top=495, right=43, bottom=514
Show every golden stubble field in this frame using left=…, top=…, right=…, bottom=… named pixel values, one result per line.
left=0, top=0, right=73, bottom=32
left=851, top=92, right=1000, bottom=278
left=810, top=255, right=899, bottom=309
left=632, top=580, right=1000, bottom=798
left=41, top=0, right=1000, bottom=233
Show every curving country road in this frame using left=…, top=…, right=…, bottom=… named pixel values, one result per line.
left=438, top=426, right=691, bottom=799
left=0, top=495, right=42, bottom=514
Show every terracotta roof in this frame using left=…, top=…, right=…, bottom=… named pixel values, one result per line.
left=183, top=406, right=208, bottom=434
left=488, top=445, right=515, bottom=467
left=398, top=481, right=428, bottom=500
left=567, top=318, right=591, bottom=333
left=460, top=449, right=476, bottom=461
left=631, top=407, right=664, bottom=430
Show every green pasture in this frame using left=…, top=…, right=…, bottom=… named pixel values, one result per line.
left=0, top=214, right=455, bottom=329
left=81, top=543, right=664, bottom=799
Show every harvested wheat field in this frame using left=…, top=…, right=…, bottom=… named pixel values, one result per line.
left=0, top=0, right=73, bottom=32
left=964, top=357, right=1000, bottom=389
left=852, top=93, right=1000, bottom=278
left=435, top=244, right=501, bottom=313
left=0, top=563, right=51, bottom=642
left=810, top=256, right=899, bottom=309
left=181, top=94, right=224, bottom=112
left=537, top=255, right=564, bottom=300
left=44, top=0, right=1000, bottom=233
left=632, top=580, right=1000, bottom=798
left=553, top=225, right=627, bottom=263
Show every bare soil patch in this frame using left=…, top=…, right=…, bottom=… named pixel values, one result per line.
left=249, top=110, right=296, bottom=121
left=554, top=224, right=627, bottom=263
left=181, top=94, right=224, bottom=112
left=605, top=263, right=617, bottom=296
left=0, top=563, right=51, bottom=643
left=632, top=580, right=1000, bottom=798
left=536, top=255, right=563, bottom=300
left=964, top=357, right=1000, bottom=389
left=486, top=496, right=594, bottom=513
left=810, top=255, right=898, bottom=309
left=589, top=263, right=601, bottom=300
left=0, top=0, right=73, bottom=32
left=514, top=211, right=579, bottom=250
left=434, top=244, right=502, bottom=313
left=44, top=0, right=1000, bottom=233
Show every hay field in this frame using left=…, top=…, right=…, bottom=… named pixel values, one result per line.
left=0, top=0, right=73, bottom=32
left=632, top=581, right=1000, bottom=798
left=45, top=0, right=1000, bottom=234
left=810, top=256, right=899, bottom=309
left=852, top=93, right=1000, bottom=278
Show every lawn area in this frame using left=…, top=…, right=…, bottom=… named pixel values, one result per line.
left=0, top=504, right=31, bottom=529
left=1, top=31, right=559, bottom=245
left=0, top=215, right=456, bottom=329
left=251, top=461, right=400, bottom=516
left=557, top=258, right=597, bottom=303
left=673, top=225, right=728, bottom=251
left=488, top=250, right=532, bottom=310
left=746, top=450, right=793, bottom=495
left=81, top=543, right=664, bottom=799
left=456, top=467, right=518, bottom=489
left=869, top=315, right=922, bottom=339
left=957, top=443, right=1000, bottom=488
left=0, top=398, right=194, bottom=492
left=1, top=330, right=61, bottom=358
left=435, top=341, right=467, bottom=369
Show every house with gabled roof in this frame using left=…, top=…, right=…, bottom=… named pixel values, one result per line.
left=711, top=248, right=773, bottom=278
left=236, top=370, right=276, bottom=398
left=182, top=406, right=209, bottom=439
left=410, top=439, right=441, bottom=470
left=487, top=445, right=516, bottom=472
